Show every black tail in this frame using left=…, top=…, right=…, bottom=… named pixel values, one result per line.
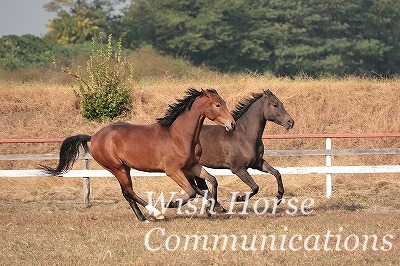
left=40, top=134, right=91, bottom=176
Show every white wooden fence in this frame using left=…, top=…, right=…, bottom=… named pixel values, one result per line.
left=1, top=133, right=399, bottom=206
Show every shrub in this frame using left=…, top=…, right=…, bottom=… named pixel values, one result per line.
left=62, top=34, right=134, bottom=120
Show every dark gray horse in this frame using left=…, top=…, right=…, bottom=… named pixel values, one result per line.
left=195, top=89, right=294, bottom=203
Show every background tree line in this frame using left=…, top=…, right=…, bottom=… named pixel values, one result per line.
left=1, top=0, right=399, bottom=77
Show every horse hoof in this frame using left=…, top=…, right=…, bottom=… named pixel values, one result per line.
left=236, top=195, right=245, bottom=202
left=205, top=206, right=212, bottom=217
left=166, top=201, right=176, bottom=208
left=155, top=214, right=165, bottom=220
left=215, top=205, right=227, bottom=213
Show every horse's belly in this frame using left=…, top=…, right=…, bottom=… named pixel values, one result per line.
left=199, top=149, right=229, bottom=168
left=120, top=147, right=165, bottom=172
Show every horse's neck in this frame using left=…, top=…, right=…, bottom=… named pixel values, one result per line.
left=170, top=100, right=205, bottom=148
left=237, top=99, right=266, bottom=140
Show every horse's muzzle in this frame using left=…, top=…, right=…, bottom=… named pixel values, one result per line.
left=285, top=119, right=294, bottom=130
left=225, top=121, right=236, bottom=132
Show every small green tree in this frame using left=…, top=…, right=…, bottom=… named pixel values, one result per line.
left=61, top=34, right=133, bottom=120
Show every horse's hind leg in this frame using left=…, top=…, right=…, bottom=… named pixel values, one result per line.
left=110, top=166, right=164, bottom=221
left=119, top=184, right=146, bottom=221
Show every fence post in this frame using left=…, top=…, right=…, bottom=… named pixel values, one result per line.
left=82, top=159, right=91, bottom=207
left=326, top=138, right=332, bottom=198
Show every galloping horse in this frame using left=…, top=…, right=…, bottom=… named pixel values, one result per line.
left=41, top=88, right=235, bottom=221
left=195, top=89, right=294, bottom=203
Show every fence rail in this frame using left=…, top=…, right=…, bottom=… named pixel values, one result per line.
left=2, top=147, right=400, bottom=161
left=1, top=133, right=399, bottom=205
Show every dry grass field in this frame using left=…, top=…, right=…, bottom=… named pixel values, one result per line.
left=1, top=74, right=400, bottom=265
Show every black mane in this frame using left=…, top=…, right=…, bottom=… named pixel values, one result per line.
left=232, top=92, right=264, bottom=121
left=157, top=88, right=217, bottom=127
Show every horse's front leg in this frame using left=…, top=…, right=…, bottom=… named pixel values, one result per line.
left=188, top=164, right=226, bottom=214
left=256, top=158, right=284, bottom=204
left=165, top=171, right=197, bottom=209
left=231, top=168, right=259, bottom=202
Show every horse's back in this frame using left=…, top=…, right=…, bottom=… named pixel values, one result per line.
left=90, top=122, right=165, bottom=171
left=93, top=122, right=156, bottom=142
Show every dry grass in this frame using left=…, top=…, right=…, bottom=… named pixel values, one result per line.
left=1, top=75, right=400, bottom=265
left=0, top=175, right=399, bottom=265
left=1, top=75, right=399, bottom=168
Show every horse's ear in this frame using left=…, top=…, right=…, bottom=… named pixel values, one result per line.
left=202, top=88, right=211, bottom=97
left=264, top=89, right=273, bottom=96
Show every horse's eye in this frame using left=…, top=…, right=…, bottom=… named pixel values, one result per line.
left=216, top=103, right=221, bottom=108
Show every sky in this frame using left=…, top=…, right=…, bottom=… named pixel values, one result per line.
left=0, top=0, right=55, bottom=37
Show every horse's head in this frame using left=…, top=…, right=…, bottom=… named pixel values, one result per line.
left=262, top=90, right=294, bottom=130
left=202, top=89, right=236, bottom=131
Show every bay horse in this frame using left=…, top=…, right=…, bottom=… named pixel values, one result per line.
left=195, top=89, right=294, bottom=203
left=41, top=88, right=235, bottom=221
